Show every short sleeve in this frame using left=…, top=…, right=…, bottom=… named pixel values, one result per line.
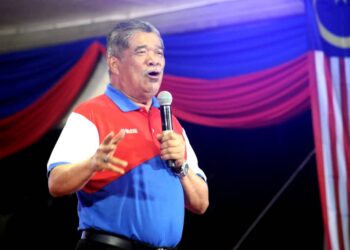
left=47, top=112, right=100, bottom=173
left=183, top=130, right=207, bottom=181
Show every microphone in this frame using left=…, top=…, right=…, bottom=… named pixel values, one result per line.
left=157, top=91, right=176, bottom=168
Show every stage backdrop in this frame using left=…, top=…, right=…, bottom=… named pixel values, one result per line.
left=0, top=1, right=349, bottom=249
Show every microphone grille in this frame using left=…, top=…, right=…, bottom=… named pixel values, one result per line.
left=157, top=91, right=173, bottom=106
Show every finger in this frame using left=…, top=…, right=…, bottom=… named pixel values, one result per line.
left=107, top=165, right=126, bottom=174
left=100, top=158, right=126, bottom=174
left=161, top=145, right=183, bottom=154
left=108, top=155, right=128, bottom=168
left=161, top=131, right=174, bottom=140
left=111, top=129, right=126, bottom=145
left=102, top=131, right=115, bottom=145
left=157, top=131, right=176, bottom=141
left=161, top=142, right=184, bottom=155
left=160, top=139, right=181, bottom=149
left=98, top=143, right=116, bottom=154
left=161, top=151, right=183, bottom=161
left=161, top=136, right=184, bottom=150
left=161, top=148, right=183, bottom=159
left=104, top=156, right=128, bottom=174
left=156, top=133, right=168, bottom=143
left=161, top=141, right=185, bottom=159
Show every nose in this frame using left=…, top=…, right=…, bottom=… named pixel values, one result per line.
left=147, top=60, right=157, bottom=66
left=146, top=51, right=161, bottom=66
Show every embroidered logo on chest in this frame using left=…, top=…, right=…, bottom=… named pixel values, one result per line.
left=124, top=128, right=138, bottom=134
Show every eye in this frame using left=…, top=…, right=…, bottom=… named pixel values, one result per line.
left=156, top=50, right=164, bottom=56
left=135, top=49, right=146, bottom=55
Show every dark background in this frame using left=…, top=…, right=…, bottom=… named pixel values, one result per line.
left=0, top=109, right=323, bottom=250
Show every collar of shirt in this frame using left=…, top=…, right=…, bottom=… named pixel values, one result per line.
left=105, top=83, right=160, bottom=112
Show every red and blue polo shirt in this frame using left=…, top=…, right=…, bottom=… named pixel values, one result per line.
left=47, top=84, right=206, bottom=247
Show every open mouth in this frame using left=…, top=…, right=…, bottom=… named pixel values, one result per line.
left=146, top=70, right=161, bottom=78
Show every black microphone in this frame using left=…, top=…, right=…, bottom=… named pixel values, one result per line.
left=157, top=91, right=176, bottom=168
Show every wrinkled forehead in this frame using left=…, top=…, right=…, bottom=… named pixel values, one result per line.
left=128, top=31, right=164, bottom=49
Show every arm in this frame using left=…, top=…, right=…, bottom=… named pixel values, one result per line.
left=48, top=130, right=128, bottom=197
left=179, top=168, right=209, bottom=214
left=157, top=131, right=209, bottom=214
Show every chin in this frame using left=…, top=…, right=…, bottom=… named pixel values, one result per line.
left=150, top=83, right=161, bottom=93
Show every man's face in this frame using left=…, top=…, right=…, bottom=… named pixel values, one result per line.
left=110, top=31, right=165, bottom=104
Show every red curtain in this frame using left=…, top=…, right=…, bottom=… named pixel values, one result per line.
left=0, top=42, right=105, bottom=158
left=161, top=54, right=310, bottom=128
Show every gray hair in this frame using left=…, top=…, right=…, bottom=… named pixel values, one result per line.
left=107, top=19, right=163, bottom=58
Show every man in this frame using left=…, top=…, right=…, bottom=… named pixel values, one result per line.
left=47, top=19, right=209, bottom=250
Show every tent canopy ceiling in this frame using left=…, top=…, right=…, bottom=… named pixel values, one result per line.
left=0, top=0, right=303, bottom=53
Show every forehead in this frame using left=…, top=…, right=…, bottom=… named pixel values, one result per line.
left=128, top=31, right=163, bottom=48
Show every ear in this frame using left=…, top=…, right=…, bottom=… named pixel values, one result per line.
left=107, top=56, right=120, bottom=75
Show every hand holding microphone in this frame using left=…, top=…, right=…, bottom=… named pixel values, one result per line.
left=157, top=91, right=185, bottom=169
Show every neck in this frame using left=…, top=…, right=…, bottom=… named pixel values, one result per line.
left=121, top=90, right=153, bottom=111
left=133, top=99, right=152, bottom=111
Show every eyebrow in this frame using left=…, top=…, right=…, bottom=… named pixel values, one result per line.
left=134, top=45, right=164, bottom=51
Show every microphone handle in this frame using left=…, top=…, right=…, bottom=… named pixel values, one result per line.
left=160, top=105, right=176, bottom=168
left=160, top=105, right=173, bottom=131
